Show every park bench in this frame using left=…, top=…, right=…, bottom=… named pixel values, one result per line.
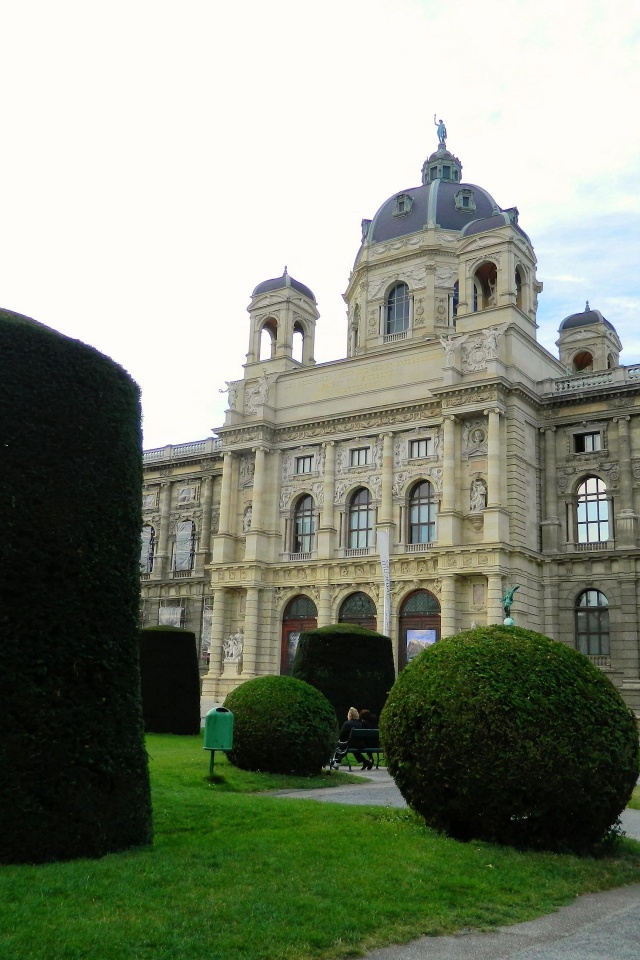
left=337, top=727, right=384, bottom=771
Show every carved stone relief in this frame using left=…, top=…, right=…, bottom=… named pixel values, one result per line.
left=462, top=420, right=488, bottom=457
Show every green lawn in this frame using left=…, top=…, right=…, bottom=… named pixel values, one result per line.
left=2, top=733, right=640, bottom=960
left=628, top=785, right=640, bottom=811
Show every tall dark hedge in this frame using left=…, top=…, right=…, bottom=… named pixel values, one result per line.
left=292, top=623, right=396, bottom=722
left=0, top=308, right=152, bottom=863
left=380, top=625, right=639, bottom=853
left=139, top=626, right=201, bottom=734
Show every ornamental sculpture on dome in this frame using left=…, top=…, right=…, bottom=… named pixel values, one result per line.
left=434, top=115, right=447, bottom=146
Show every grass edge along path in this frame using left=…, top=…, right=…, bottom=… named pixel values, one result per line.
left=1, top=734, right=640, bottom=960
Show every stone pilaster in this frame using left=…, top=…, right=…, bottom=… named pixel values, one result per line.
left=540, top=427, right=561, bottom=553
left=614, top=416, right=637, bottom=547
left=242, top=587, right=261, bottom=677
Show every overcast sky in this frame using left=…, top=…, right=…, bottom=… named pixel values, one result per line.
left=1, top=0, right=639, bottom=449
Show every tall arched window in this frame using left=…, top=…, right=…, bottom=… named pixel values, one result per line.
left=293, top=494, right=315, bottom=554
left=140, top=524, right=155, bottom=575
left=281, top=594, right=318, bottom=675
left=386, top=283, right=410, bottom=335
left=575, top=589, right=610, bottom=656
left=576, top=477, right=609, bottom=543
left=259, top=319, right=277, bottom=360
left=348, top=487, right=374, bottom=549
left=339, top=591, right=377, bottom=630
left=173, top=520, right=195, bottom=572
left=409, top=480, right=437, bottom=544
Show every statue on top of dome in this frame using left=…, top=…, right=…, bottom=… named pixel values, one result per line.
left=434, top=115, right=447, bottom=145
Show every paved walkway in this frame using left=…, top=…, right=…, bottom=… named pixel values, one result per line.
left=269, top=768, right=640, bottom=959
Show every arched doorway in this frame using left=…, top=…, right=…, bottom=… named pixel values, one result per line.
left=338, top=591, right=377, bottom=631
left=281, top=594, right=317, bottom=674
left=399, top=589, right=441, bottom=667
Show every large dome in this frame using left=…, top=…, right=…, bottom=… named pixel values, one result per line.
left=251, top=268, right=316, bottom=303
left=361, top=143, right=530, bottom=251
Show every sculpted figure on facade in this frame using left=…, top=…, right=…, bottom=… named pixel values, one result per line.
left=219, top=380, right=239, bottom=411
left=243, top=505, right=252, bottom=532
left=463, top=421, right=488, bottom=457
left=434, top=115, right=447, bottom=144
left=470, top=478, right=487, bottom=512
left=245, top=370, right=271, bottom=413
left=223, top=628, right=244, bottom=662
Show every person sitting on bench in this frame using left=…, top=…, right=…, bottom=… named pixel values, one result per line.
left=358, top=708, right=378, bottom=770
left=329, top=707, right=362, bottom=770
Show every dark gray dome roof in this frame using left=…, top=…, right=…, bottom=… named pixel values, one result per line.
left=559, top=303, right=615, bottom=332
left=252, top=268, right=316, bottom=303
left=363, top=179, right=530, bottom=249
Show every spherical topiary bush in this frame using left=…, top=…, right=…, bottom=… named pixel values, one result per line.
left=380, top=626, right=639, bottom=853
left=224, top=675, right=338, bottom=776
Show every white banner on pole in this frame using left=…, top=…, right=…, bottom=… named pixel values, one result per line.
left=378, top=528, right=391, bottom=636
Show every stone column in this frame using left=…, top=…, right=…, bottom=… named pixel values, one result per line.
left=438, top=416, right=460, bottom=544
left=540, top=427, right=561, bottom=553
left=245, top=447, right=269, bottom=562
left=614, top=416, right=637, bottom=547
left=379, top=433, right=394, bottom=524
left=440, top=576, right=457, bottom=638
left=250, top=447, right=267, bottom=531
left=242, top=587, right=260, bottom=678
left=217, top=453, right=234, bottom=535
left=213, top=453, right=236, bottom=562
left=205, top=587, right=227, bottom=679
left=195, top=474, right=213, bottom=575
left=486, top=408, right=502, bottom=506
left=153, top=480, right=172, bottom=578
left=484, top=407, right=509, bottom=542
left=317, top=441, right=336, bottom=557
left=441, top=417, right=456, bottom=511
left=487, top=574, right=504, bottom=625
left=317, top=584, right=332, bottom=627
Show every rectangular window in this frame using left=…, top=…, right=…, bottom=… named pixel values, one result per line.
left=574, top=432, right=601, bottom=453
left=142, top=492, right=156, bottom=509
left=295, top=455, right=313, bottom=474
left=350, top=447, right=370, bottom=467
left=410, top=438, right=432, bottom=459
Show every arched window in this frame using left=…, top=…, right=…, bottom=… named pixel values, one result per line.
left=409, top=480, right=437, bottom=544
left=474, top=262, right=497, bottom=309
left=399, top=589, right=441, bottom=665
left=339, top=591, right=377, bottom=629
left=576, top=477, right=609, bottom=543
left=293, top=321, right=304, bottom=362
left=140, top=524, right=155, bottom=575
left=515, top=266, right=523, bottom=309
left=173, top=520, right=195, bottom=572
left=259, top=319, right=277, bottom=360
left=575, top=589, right=610, bottom=656
left=348, top=487, right=374, bottom=549
left=386, top=283, right=410, bottom=335
left=281, top=594, right=318, bottom=675
left=293, top=494, right=315, bottom=554
left=573, top=350, right=593, bottom=373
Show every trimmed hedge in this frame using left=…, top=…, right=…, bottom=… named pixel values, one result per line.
left=139, top=626, right=201, bottom=734
left=224, top=675, right=338, bottom=775
left=380, top=625, right=639, bottom=853
left=0, top=309, right=152, bottom=863
left=292, top=623, right=396, bottom=722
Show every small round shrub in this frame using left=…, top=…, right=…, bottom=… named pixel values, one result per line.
left=380, top=625, right=639, bottom=853
left=224, top=675, right=338, bottom=776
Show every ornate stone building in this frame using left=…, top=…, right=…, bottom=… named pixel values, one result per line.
left=141, top=132, right=640, bottom=716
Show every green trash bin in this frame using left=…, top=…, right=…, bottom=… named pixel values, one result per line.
left=204, top=707, right=234, bottom=774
